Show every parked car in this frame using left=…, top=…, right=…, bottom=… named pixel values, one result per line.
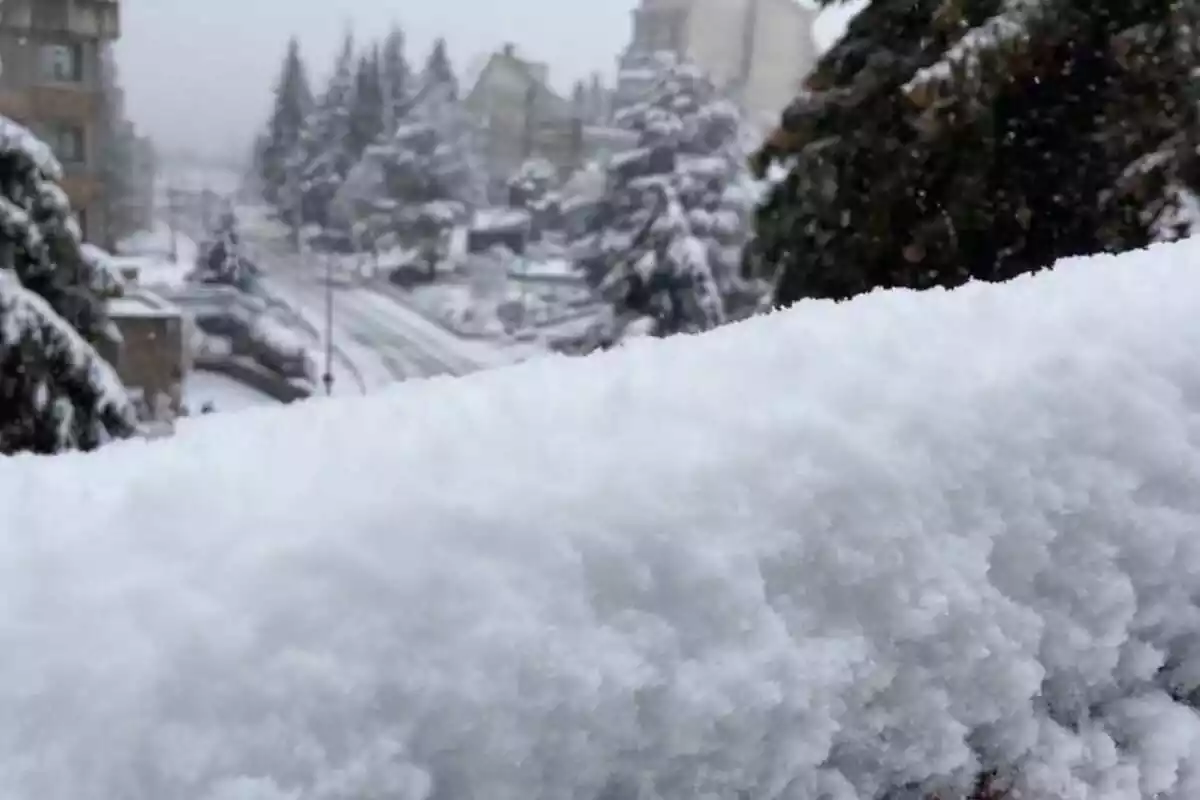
left=305, top=229, right=356, bottom=255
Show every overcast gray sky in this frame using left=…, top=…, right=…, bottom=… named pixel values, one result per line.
left=115, top=0, right=858, bottom=163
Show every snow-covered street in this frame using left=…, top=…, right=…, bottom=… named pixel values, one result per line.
left=238, top=218, right=537, bottom=387
left=273, top=270, right=482, bottom=379
left=252, top=248, right=495, bottom=386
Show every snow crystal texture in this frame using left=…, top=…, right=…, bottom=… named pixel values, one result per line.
left=3, top=239, right=1200, bottom=798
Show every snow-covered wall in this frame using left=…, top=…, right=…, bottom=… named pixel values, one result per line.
left=2, top=239, right=1200, bottom=798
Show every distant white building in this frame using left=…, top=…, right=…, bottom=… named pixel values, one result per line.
left=616, top=0, right=819, bottom=128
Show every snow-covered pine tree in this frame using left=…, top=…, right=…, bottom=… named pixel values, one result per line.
left=335, top=40, right=485, bottom=251
left=0, top=119, right=137, bottom=454
left=423, top=38, right=458, bottom=99
left=347, top=46, right=384, bottom=162
left=259, top=37, right=313, bottom=209
left=506, top=157, right=559, bottom=211
left=379, top=25, right=411, bottom=132
left=288, top=32, right=358, bottom=231
left=1104, top=0, right=1200, bottom=242
left=752, top=0, right=1194, bottom=307
left=575, top=60, right=761, bottom=349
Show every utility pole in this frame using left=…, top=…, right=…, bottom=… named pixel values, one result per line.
left=322, top=253, right=335, bottom=396
left=167, top=182, right=179, bottom=262
left=286, top=158, right=302, bottom=253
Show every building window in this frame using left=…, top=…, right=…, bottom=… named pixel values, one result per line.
left=39, top=43, right=84, bottom=83
left=44, top=124, right=85, bottom=163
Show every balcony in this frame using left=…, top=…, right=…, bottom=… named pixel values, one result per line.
left=60, top=169, right=101, bottom=210
left=0, top=0, right=120, bottom=40
left=0, top=85, right=97, bottom=127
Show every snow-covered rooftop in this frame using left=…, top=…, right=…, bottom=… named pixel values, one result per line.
left=1, top=238, right=1200, bottom=797
left=106, top=288, right=182, bottom=319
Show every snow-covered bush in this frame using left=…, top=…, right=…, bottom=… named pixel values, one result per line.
left=507, top=157, right=559, bottom=207
left=246, top=315, right=316, bottom=383
left=0, top=118, right=137, bottom=454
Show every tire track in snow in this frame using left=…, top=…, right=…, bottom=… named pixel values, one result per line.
left=346, top=288, right=483, bottom=376
left=285, top=279, right=455, bottom=380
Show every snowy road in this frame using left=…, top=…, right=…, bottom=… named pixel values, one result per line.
left=248, top=243, right=492, bottom=384
left=279, top=275, right=479, bottom=379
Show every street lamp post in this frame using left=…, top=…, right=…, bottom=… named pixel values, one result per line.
left=166, top=184, right=179, bottom=262
left=323, top=253, right=335, bottom=396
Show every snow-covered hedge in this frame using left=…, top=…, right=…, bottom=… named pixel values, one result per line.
left=1, top=239, right=1200, bottom=797
left=245, top=315, right=316, bottom=382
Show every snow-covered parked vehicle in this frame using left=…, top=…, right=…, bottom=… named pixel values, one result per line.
left=193, top=211, right=261, bottom=294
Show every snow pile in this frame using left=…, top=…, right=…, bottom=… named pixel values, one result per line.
left=413, top=277, right=588, bottom=338
left=249, top=314, right=308, bottom=358
left=247, top=314, right=317, bottom=382
left=183, top=369, right=278, bottom=414
left=3, top=240, right=1200, bottom=797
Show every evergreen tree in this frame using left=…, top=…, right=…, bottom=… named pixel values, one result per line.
left=751, top=0, right=1195, bottom=308
left=1106, top=0, right=1200, bottom=242
left=571, top=62, right=762, bottom=350
left=379, top=25, right=411, bottom=132
left=348, top=46, right=384, bottom=160
left=259, top=37, right=313, bottom=210
left=424, top=38, right=458, bottom=99
left=0, top=119, right=137, bottom=454
left=335, top=56, right=485, bottom=251
left=289, top=31, right=358, bottom=230
left=507, top=157, right=559, bottom=211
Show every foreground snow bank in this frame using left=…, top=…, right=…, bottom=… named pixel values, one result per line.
left=3, top=240, right=1200, bottom=799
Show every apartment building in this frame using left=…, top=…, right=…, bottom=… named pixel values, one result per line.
left=0, top=0, right=120, bottom=243
left=616, top=0, right=818, bottom=129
